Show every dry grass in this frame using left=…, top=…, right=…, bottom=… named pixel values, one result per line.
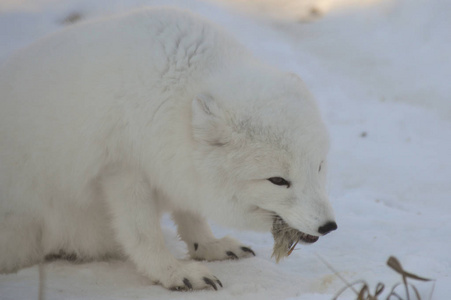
left=317, top=255, right=435, bottom=300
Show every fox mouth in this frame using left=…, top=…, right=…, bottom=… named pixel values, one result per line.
left=297, top=231, right=320, bottom=244
left=271, top=215, right=319, bottom=262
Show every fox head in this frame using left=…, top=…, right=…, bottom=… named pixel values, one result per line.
left=191, top=72, right=336, bottom=241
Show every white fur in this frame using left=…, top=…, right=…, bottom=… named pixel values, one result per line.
left=0, top=7, right=335, bottom=290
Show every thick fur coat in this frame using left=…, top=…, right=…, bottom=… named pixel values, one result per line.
left=0, top=7, right=335, bottom=290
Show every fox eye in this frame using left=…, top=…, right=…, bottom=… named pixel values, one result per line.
left=268, top=177, right=291, bottom=188
left=319, top=161, right=324, bottom=172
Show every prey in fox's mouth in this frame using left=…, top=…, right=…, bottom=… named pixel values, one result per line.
left=271, top=215, right=319, bottom=262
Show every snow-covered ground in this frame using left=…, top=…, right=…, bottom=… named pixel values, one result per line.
left=1, top=0, right=450, bottom=299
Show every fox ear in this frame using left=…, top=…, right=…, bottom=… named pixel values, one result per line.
left=192, top=94, right=231, bottom=146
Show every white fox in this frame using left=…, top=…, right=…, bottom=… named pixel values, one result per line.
left=0, top=7, right=336, bottom=290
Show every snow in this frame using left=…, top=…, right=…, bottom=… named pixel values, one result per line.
left=1, top=0, right=450, bottom=299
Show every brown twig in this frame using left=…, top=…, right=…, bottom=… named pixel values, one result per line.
left=316, top=254, right=435, bottom=300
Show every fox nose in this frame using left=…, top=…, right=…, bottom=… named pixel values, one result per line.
left=318, top=221, right=337, bottom=235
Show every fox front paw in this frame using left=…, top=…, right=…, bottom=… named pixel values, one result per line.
left=159, top=261, right=222, bottom=291
left=188, top=236, right=255, bottom=261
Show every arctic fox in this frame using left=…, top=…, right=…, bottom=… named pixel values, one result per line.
left=0, top=7, right=336, bottom=290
